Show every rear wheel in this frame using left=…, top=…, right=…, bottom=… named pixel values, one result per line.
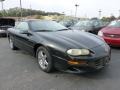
left=9, top=37, right=18, bottom=50
left=36, top=46, right=54, bottom=73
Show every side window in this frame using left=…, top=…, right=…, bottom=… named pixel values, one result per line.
left=15, top=22, right=29, bottom=31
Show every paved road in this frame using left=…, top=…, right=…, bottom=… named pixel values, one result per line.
left=0, top=38, right=120, bottom=90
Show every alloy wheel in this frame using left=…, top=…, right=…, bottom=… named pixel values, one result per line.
left=38, top=50, right=49, bottom=70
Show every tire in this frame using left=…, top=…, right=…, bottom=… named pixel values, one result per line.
left=36, top=46, right=53, bottom=73
left=9, top=37, right=18, bottom=50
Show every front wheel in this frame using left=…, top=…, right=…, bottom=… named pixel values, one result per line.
left=36, top=46, right=54, bottom=73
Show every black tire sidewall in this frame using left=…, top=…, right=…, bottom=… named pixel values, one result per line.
left=9, top=36, right=18, bottom=50
left=36, top=46, right=53, bottom=73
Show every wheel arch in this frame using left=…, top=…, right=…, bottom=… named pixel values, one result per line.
left=34, top=43, right=51, bottom=57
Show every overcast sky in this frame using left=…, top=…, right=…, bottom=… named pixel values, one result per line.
left=1, top=0, right=120, bottom=18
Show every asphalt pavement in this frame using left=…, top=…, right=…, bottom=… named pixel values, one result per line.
left=0, top=38, right=120, bottom=90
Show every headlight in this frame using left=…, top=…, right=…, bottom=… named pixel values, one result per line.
left=67, top=49, right=90, bottom=56
left=98, top=31, right=103, bottom=36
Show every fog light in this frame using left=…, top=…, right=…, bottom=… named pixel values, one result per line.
left=68, top=60, right=86, bottom=65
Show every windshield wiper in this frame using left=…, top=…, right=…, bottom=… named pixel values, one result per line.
left=57, top=28, right=69, bottom=31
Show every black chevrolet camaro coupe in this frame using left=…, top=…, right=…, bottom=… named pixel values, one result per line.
left=7, top=20, right=111, bottom=73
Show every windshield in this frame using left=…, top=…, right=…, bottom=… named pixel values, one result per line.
left=108, top=21, right=120, bottom=27
left=74, top=21, right=92, bottom=27
left=59, top=19, right=77, bottom=27
left=73, top=20, right=93, bottom=30
left=30, top=20, right=68, bottom=32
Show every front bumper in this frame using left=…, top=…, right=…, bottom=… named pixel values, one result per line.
left=52, top=43, right=111, bottom=72
left=53, top=55, right=110, bottom=71
left=82, top=56, right=110, bottom=69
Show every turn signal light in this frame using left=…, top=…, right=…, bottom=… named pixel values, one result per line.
left=68, top=60, right=86, bottom=65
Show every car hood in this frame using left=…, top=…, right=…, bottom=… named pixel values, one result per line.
left=36, top=30, right=104, bottom=49
left=101, top=27, right=120, bottom=34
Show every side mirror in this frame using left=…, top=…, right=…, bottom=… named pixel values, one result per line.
left=20, top=30, right=28, bottom=34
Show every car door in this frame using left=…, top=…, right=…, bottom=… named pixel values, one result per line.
left=14, top=22, right=34, bottom=53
